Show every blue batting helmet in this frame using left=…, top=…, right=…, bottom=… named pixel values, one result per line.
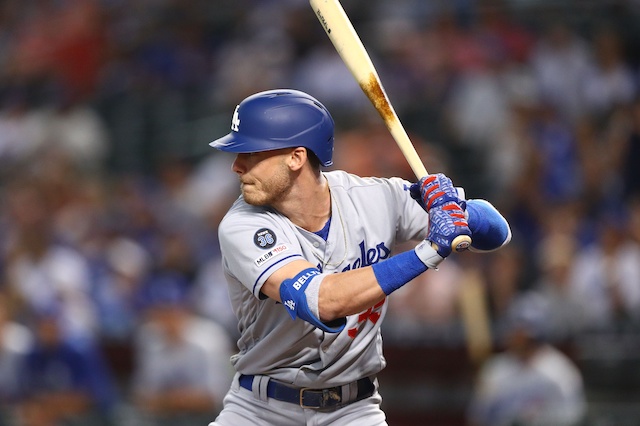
left=210, top=89, right=335, bottom=167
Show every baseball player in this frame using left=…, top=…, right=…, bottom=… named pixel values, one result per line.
left=207, top=89, right=511, bottom=426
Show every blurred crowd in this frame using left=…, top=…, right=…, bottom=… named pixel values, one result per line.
left=0, top=0, right=639, bottom=424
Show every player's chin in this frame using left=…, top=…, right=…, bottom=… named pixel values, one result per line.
left=241, top=187, right=268, bottom=206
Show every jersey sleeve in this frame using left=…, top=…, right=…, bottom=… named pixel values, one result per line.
left=218, top=205, right=305, bottom=298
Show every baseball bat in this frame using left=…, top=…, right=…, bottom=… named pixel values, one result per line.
left=310, top=0, right=471, bottom=252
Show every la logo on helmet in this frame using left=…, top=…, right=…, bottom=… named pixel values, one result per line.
left=231, top=105, right=241, bottom=131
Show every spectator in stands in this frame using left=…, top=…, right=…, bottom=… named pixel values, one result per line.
left=0, top=89, right=48, bottom=168
left=0, top=292, right=33, bottom=424
left=622, top=98, right=640, bottom=199
left=130, top=275, right=233, bottom=426
left=17, top=305, right=118, bottom=426
left=568, top=208, right=640, bottom=333
left=532, top=230, right=585, bottom=342
left=467, top=294, right=587, bottom=426
left=41, top=90, right=110, bottom=173
left=530, top=22, right=591, bottom=123
left=581, top=26, right=636, bottom=118
left=2, top=178, right=98, bottom=342
left=91, top=236, right=152, bottom=342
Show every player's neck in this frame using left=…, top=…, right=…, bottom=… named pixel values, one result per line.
left=275, top=172, right=330, bottom=233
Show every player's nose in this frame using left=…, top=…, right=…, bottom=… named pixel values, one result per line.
left=232, top=155, right=245, bottom=175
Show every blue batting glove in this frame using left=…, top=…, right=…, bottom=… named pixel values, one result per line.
left=427, top=201, right=472, bottom=257
left=410, top=173, right=465, bottom=212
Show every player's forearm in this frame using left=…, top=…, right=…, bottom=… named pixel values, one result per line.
left=318, top=267, right=386, bottom=320
left=272, top=251, right=438, bottom=330
left=319, top=243, right=443, bottom=320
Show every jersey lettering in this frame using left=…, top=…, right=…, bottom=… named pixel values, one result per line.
left=341, top=241, right=391, bottom=272
left=231, top=105, right=241, bottom=131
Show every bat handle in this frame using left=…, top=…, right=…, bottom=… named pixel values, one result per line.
left=451, top=235, right=472, bottom=253
left=431, top=235, right=471, bottom=255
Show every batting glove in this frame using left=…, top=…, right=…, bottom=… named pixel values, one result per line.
left=426, top=201, right=472, bottom=257
left=410, top=173, right=466, bottom=212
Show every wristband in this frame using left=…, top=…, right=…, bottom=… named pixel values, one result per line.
left=414, top=239, right=445, bottom=269
left=372, top=249, right=429, bottom=296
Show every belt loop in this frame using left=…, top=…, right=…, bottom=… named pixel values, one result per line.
left=259, top=376, right=270, bottom=402
left=252, top=376, right=269, bottom=402
left=341, top=381, right=355, bottom=403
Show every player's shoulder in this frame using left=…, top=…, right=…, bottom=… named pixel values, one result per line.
left=218, top=197, right=290, bottom=242
left=324, top=170, right=412, bottom=205
left=221, top=196, right=275, bottom=219
left=218, top=197, right=281, bottom=235
left=324, top=170, right=410, bottom=191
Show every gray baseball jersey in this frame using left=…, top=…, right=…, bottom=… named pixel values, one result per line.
left=217, top=170, right=429, bottom=388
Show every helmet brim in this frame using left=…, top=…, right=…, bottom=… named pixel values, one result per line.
left=210, top=131, right=333, bottom=167
left=209, top=132, right=284, bottom=154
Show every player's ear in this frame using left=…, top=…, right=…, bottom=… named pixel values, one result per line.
left=287, top=147, right=308, bottom=171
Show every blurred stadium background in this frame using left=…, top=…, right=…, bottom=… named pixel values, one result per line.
left=0, top=0, right=639, bottom=425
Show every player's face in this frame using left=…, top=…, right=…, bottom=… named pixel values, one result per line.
left=232, top=149, right=294, bottom=206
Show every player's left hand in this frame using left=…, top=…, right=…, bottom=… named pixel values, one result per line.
left=409, top=173, right=466, bottom=212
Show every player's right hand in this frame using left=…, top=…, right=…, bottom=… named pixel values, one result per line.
left=426, top=201, right=472, bottom=257
left=410, top=173, right=472, bottom=254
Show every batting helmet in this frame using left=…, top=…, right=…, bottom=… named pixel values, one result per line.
left=210, top=89, right=335, bottom=167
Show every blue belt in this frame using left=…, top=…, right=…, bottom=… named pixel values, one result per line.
left=238, top=374, right=375, bottom=410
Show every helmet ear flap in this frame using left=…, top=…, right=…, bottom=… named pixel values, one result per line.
left=209, top=89, right=334, bottom=167
left=305, top=148, right=322, bottom=170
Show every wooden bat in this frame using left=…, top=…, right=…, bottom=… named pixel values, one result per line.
left=310, top=0, right=425, bottom=177
left=309, top=0, right=471, bottom=253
